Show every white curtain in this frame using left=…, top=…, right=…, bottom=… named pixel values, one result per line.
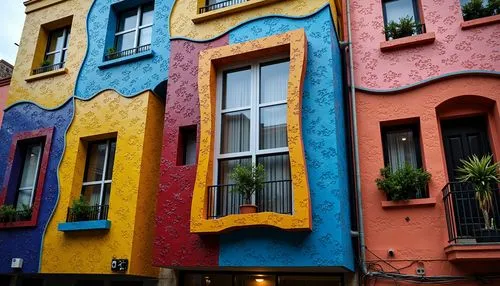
left=221, top=111, right=250, bottom=154
left=386, top=130, right=417, bottom=170
left=223, top=68, right=251, bottom=110
left=259, top=104, right=287, bottom=150
left=260, top=61, right=289, bottom=104
left=257, top=154, right=291, bottom=213
left=16, top=143, right=42, bottom=209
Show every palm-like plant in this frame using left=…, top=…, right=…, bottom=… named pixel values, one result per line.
left=457, top=155, right=500, bottom=230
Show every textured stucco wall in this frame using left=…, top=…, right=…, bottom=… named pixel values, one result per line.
left=154, top=6, right=354, bottom=270
left=350, top=0, right=500, bottom=90
left=357, top=76, right=500, bottom=282
left=41, top=91, right=162, bottom=277
left=0, top=100, right=73, bottom=273
left=7, top=0, right=92, bottom=108
left=74, top=0, right=174, bottom=99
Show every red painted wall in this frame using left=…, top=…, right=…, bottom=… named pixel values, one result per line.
left=153, top=37, right=229, bottom=267
left=356, top=75, right=500, bottom=284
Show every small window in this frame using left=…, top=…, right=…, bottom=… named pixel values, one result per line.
left=81, top=139, right=116, bottom=209
left=14, top=141, right=44, bottom=210
left=33, top=27, right=70, bottom=75
left=178, top=126, right=197, bottom=166
left=460, top=0, right=496, bottom=21
left=114, top=3, right=153, bottom=53
left=382, top=124, right=422, bottom=170
left=382, top=0, right=423, bottom=40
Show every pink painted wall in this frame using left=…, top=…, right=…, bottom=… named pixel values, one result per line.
left=350, top=0, right=500, bottom=89
left=0, top=79, right=10, bottom=127
left=356, top=75, right=500, bottom=284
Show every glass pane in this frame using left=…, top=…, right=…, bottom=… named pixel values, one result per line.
left=82, top=184, right=102, bottom=206
left=259, top=104, right=288, bottom=150
left=257, top=153, right=291, bottom=181
left=84, top=142, right=107, bottom=182
left=116, top=32, right=136, bottom=51
left=385, top=129, right=418, bottom=170
left=257, top=153, right=291, bottom=214
left=140, top=3, right=154, bottom=26
left=47, top=29, right=65, bottom=52
left=19, top=143, right=42, bottom=188
left=44, top=53, right=58, bottom=65
left=183, top=129, right=197, bottom=165
left=383, top=0, right=418, bottom=23
left=218, top=157, right=252, bottom=185
left=16, top=189, right=33, bottom=210
left=220, top=110, right=250, bottom=154
left=139, top=26, right=152, bottom=46
left=105, top=140, right=116, bottom=180
left=223, top=68, right=251, bottom=110
left=103, top=183, right=111, bottom=206
left=260, top=60, right=290, bottom=104
left=118, top=9, right=138, bottom=32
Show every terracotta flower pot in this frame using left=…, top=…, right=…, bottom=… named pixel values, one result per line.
left=239, top=204, right=257, bottom=214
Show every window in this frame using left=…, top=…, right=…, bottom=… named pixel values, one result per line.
left=15, top=141, right=44, bottom=210
left=213, top=59, right=292, bottom=216
left=460, top=0, right=497, bottom=21
left=33, top=26, right=70, bottom=74
left=200, top=0, right=244, bottom=13
left=178, top=126, right=197, bottom=166
left=382, top=0, right=423, bottom=39
left=81, top=139, right=116, bottom=208
left=115, top=3, right=153, bottom=53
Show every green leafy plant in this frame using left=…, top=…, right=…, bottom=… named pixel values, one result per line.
left=382, top=16, right=418, bottom=40
left=0, top=205, right=17, bottom=223
left=107, top=47, right=118, bottom=60
left=70, top=196, right=91, bottom=221
left=376, top=164, right=432, bottom=201
left=230, top=164, right=266, bottom=205
left=457, top=154, right=500, bottom=230
left=462, top=0, right=499, bottom=20
left=20, top=204, right=33, bottom=220
left=41, top=60, right=52, bottom=67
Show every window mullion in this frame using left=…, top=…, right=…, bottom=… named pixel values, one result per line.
left=251, top=63, right=259, bottom=166
left=98, top=140, right=110, bottom=206
left=133, top=6, right=142, bottom=49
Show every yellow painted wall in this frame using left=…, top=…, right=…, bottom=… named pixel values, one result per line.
left=41, top=90, right=164, bottom=277
left=170, top=0, right=336, bottom=40
left=7, top=0, right=92, bottom=109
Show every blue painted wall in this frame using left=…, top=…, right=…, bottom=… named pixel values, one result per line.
left=219, top=7, right=354, bottom=271
left=0, top=100, right=73, bottom=273
left=74, top=0, right=174, bottom=99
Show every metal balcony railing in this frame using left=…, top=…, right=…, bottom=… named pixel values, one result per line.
left=104, top=44, right=151, bottom=61
left=207, top=180, right=292, bottom=219
left=32, top=62, right=65, bottom=75
left=199, top=0, right=247, bottom=13
left=0, top=209, right=32, bottom=223
left=66, top=204, right=109, bottom=222
left=443, top=182, right=500, bottom=243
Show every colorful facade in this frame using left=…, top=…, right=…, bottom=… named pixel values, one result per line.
left=348, top=0, right=500, bottom=284
left=0, top=77, right=10, bottom=127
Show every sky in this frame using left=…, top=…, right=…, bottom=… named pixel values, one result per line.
left=0, top=0, right=26, bottom=65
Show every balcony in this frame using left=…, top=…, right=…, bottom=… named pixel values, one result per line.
left=32, top=62, right=65, bottom=75
left=58, top=204, right=111, bottom=232
left=104, top=44, right=151, bottom=62
left=207, top=180, right=292, bottom=219
left=442, top=182, right=500, bottom=262
left=199, top=0, right=248, bottom=13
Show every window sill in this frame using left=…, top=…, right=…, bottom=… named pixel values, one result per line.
left=192, top=0, right=284, bottom=24
left=445, top=244, right=500, bottom=262
left=0, top=220, right=37, bottom=229
left=381, top=197, right=436, bottom=209
left=461, top=14, right=500, bottom=30
left=380, top=32, right=436, bottom=52
left=58, top=220, right=111, bottom=232
left=25, top=68, right=68, bottom=82
left=98, top=49, right=154, bottom=69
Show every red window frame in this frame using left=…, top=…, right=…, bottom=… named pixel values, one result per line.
left=0, top=127, right=54, bottom=228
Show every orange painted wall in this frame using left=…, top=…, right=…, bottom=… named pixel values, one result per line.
left=0, top=79, right=9, bottom=127
left=356, top=75, right=500, bottom=283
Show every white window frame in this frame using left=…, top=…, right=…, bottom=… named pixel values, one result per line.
left=213, top=55, right=291, bottom=186
left=115, top=3, right=154, bottom=51
left=82, top=139, right=115, bottom=208
left=45, top=27, right=70, bottom=65
left=16, top=142, right=43, bottom=209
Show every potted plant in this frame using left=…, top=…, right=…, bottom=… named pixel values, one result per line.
left=71, top=196, right=91, bottom=221
left=376, top=164, right=431, bottom=201
left=107, top=47, right=118, bottom=60
left=382, top=16, right=418, bottom=40
left=20, top=204, right=33, bottom=221
left=383, top=21, right=399, bottom=40
left=41, top=59, right=52, bottom=67
left=457, top=155, right=500, bottom=232
left=462, top=0, right=488, bottom=20
left=230, top=164, right=265, bottom=214
left=0, top=205, right=17, bottom=223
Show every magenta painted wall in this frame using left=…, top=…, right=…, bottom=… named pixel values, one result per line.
left=350, top=0, right=500, bottom=89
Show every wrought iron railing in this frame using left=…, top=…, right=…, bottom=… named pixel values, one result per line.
left=104, top=44, right=151, bottom=61
left=66, top=204, right=109, bottom=222
left=32, top=62, right=65, bottom=75
left=0, top=209, right=32, bottom=223
left=443, top=182, right=500, bottom=243
left=384, top=23, right=426, bottom=41
left=207, top=180, right=292, bottom=219
left=199, top=0, right=247, bottom=13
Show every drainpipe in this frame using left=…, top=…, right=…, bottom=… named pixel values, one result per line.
left=344, top=0, right=368, bottom=277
